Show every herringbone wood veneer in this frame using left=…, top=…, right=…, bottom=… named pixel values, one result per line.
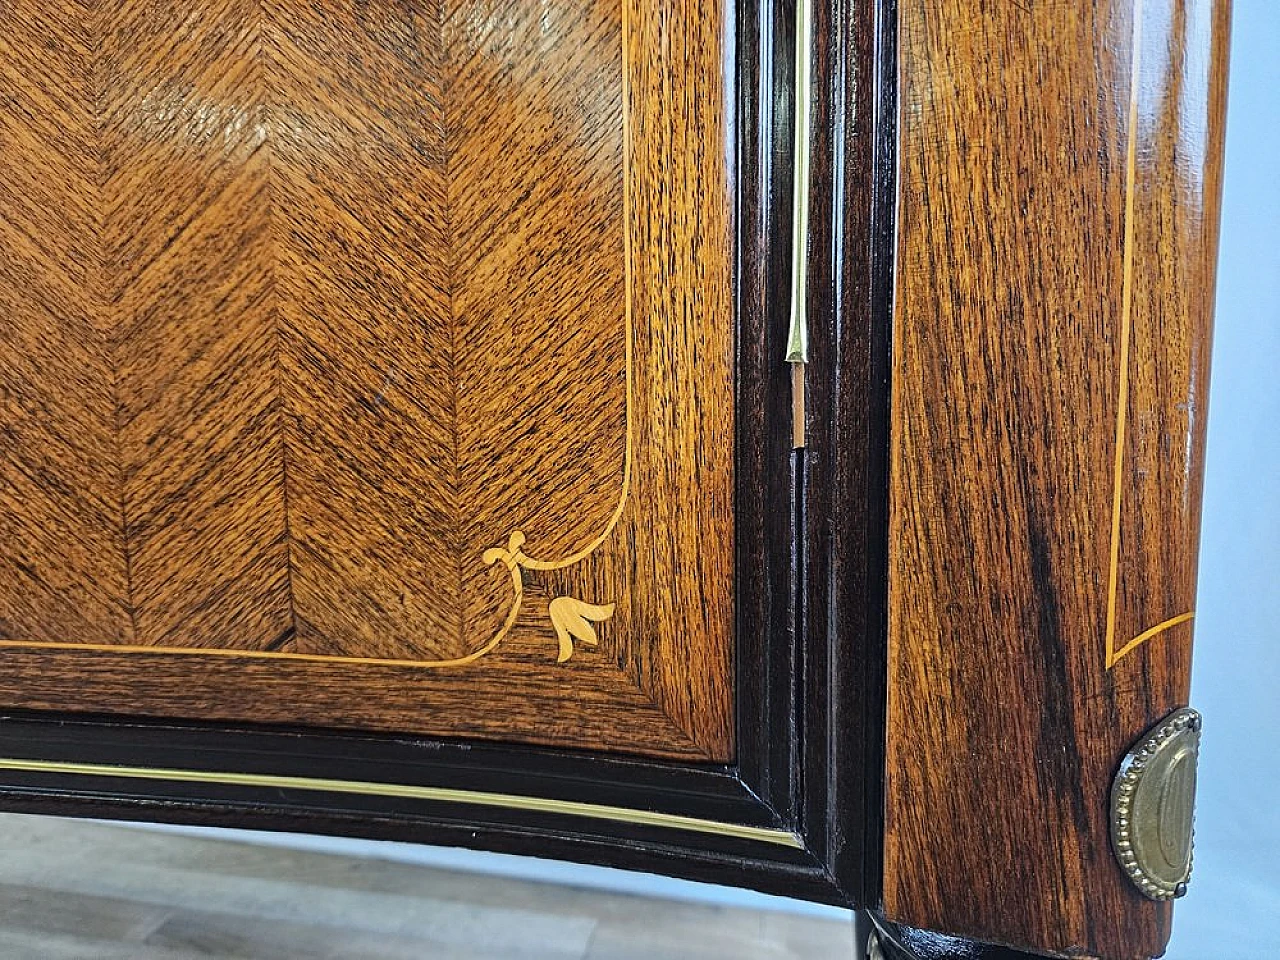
left=0, top=0, right=734, bottom=760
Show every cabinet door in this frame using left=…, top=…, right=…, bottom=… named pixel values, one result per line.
left=0, top=1, right=743, bottom=760
left=0, top=0, right=885, bottom=915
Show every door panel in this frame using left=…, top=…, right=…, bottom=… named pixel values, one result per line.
left=0, top=0, right=734, bottom=759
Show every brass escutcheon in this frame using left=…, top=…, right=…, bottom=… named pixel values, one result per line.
left=1110, top=707, right=1202, bottom=900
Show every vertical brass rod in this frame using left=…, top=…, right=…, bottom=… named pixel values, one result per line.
left=787, top=0, right=813, bottom=447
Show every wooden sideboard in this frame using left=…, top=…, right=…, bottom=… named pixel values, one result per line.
left=0, top=1, right=1229, bottom=957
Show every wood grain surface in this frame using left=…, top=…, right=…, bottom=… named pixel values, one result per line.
left=0, top=0, right=734, bottom=760
left=885, top=0, right=1231, bottom=957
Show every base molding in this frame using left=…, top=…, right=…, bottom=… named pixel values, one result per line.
left=860, top=913, right=1057, bottom=960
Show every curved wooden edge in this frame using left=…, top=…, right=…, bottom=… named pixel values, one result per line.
left=884, top=0, right=1231, bottom=957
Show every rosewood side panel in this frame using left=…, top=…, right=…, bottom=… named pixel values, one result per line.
left=886, top=0, right=1231, bottom=957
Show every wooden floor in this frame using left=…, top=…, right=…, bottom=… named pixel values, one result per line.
left=0, top=814, right=854, bottom=959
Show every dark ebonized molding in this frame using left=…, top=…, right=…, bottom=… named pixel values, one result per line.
left=0, top=0, right=898, bottom=914
left=869, top=914, right=1056, bottom=960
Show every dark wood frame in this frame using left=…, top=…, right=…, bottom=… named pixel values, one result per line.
left=865, top=913, right=1048, bottom=960
left=0, top=0, right=897, bottom=913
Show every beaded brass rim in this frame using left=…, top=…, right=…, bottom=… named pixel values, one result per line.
left=1110, top=707, right=1201, bottom=900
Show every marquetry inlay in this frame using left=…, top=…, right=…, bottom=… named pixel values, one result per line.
left=0, top=0, right=735, bottom=758
left=1104, top=0, right=1200, bottom=669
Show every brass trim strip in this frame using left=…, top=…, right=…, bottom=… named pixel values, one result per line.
left=786, top=0, right=813, bottom=366
left=0, top=758, right=804, bottom=848
left=787, top=0, right=813, bottom=449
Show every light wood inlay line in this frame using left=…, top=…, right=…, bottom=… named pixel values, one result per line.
left=1104, top=0, right=1144, bottom=671
left=1105, top=0, right=1193, bottom=669
left=1111, top=612, right=1196, bottom=666
left=1, top=10, right=637, bottom=674
left=474, top=0, right=638, bottom=663
left=0, top=758, right=802, bottom=848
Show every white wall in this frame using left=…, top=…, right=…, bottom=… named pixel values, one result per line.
left=1164, top=1, right=1280, bottom=955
